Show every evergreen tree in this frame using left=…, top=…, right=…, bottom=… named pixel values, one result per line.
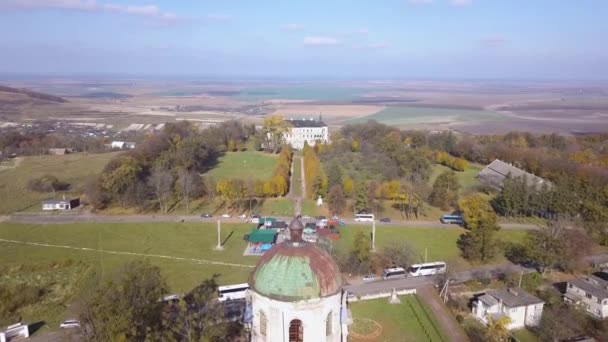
left=428, top=170, right=460, bottom=209
left=354, top=181, right=369, bottom=213
left=326, top=161, right=343, bottom=192
left=327, top=185, right=346, bottom=216
left=457, top=195, right=501, bottom=263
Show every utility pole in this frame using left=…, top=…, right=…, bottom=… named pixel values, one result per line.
left=215, top=220, right=224, bottom=251
left=372, top=220, right=376, bottom=252
left=518, top=271, right=523, bottom=288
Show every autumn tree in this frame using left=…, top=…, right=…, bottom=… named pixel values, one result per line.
left=79, top=260, right=168, bottom=341
left=343, top=176, right=354, bottom=197
left=429, top=170, right=460, bottom=210
left=327, top=185, right=346, bottom=216
left=457, top=195, right=501, bottom=263
left=262, top=116, right=290, bottom=153
left=484, top=315, right=511, bottom=342
left=354, top=181, right=369, bottom=213
left=326, top=161, right=343, bottom=192
left=150, top=164, right=174, bottom=214
left=177, top=169, right=203, bottom=214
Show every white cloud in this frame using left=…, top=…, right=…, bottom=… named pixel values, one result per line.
left=408, top=0, right=433, bottom=5
left=450, top=0, right=472, bottom=6
left=282, top=23, right=305, bottom=31
left=303, top=36, right=341, bottom=46
left=204, top=13, right=232, bottom=22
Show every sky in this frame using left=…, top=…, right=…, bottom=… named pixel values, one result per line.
left=0, top=0, right=607, bottom=79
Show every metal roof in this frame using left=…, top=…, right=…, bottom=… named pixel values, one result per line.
left=249, top=238, right=342, bottom=302
left=569, top=275, right=608, bottom=300
left=286, top=118, right=327, bottom=128
left=247, top=228, right=277, bottom=244
left=478, top=159, right=550, bottom=190
left=478, top=294, right=499, bottom=307
left=486, top=287, right=544, bottom=307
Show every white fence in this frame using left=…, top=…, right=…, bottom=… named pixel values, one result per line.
left=347, top=288, right=417, bottom=302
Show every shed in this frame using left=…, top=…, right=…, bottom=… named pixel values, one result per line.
left=42, top=198, right=80, bottom=211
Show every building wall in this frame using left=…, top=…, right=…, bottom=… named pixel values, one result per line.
left=524, top=303, right=544, bottom=327
left=566, top=283, right=608, bottom=318
left=473, top=300, right=542, bottom=330
left=284, top=126, right=329, bottom=150
left=251, top=291, right=343, bottom=342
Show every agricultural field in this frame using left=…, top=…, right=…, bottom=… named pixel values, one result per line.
left=346, top=106, right=504, bottom=128
left=349, top=295, right=448, bottom=342
left=205, top=151, right=278, bottom=181
left=0, top=152, right=119, bottom=214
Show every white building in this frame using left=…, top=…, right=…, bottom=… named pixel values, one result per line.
left=284, top=118, right=329, bottom=150
left=110, top=141, right=136, bottom=149
left=248, top=217, right=348, bottom=342
left=564, top=275, right=608, bottom=319
left=42, top=198, right=80, bottom=211
left=472, top=287, right=544, bottom=330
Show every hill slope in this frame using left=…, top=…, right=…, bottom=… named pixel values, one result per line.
left=0, top=85, right=67, bottom=103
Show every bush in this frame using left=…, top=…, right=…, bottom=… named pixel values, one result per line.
left=27, top=174, right=70, bottom=193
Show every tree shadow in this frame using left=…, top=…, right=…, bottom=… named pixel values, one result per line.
left=221, top=231, right=234, bottom=247
left=28, top=321, right=46, bottom=335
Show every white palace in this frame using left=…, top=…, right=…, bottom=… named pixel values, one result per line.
left=283, top=117, right=329, bottom=150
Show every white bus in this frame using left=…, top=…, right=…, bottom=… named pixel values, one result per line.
left=381, top=267, right=407, bottom=280
left=218, top=283, right=249, bottom=301
left=354, top=213, right=375, bottom=222
left=408, top=262, right=447, bottom=277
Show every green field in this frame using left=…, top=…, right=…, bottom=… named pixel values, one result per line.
left=349, top=295, right=448, bottom=342
left=430, top=163, right=483, bottom=193
left=205, top=151, right=278, bottom=181
left=347, top=107, right=503, bottom=126
left=0, top=153, right=118, bottom=214
left=259, top=198, right=294, bottom=216
left=238, top=86, right=369, bottom=102
left=335, top=226, right=527, bottom=269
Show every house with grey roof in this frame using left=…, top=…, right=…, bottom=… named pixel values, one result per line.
left=564, top=275, right=608, bottom=319
left=283, top=117, right=329, bottom=150
left=472, top=287, right=544, bottom=330
left=478, top=159, right=551, bottom=190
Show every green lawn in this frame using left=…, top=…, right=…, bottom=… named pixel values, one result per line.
left=335, top=225, right=527, bottom=269
left=349, top=295, right=448, bottom=342
left=0, top=222, right=258, bottom=328
left=301, top=199, right=320, bottom=217
left=429, top=163, right=483, bottom=193
left=205, top=151, right=277, bottom=181
left=259, top=198, right=294, bottom=216
left=347, top=106, right=503, bottom=127
left=291, top=157, right=302, bottom=197
left=0, top=153, right=119, bottom=214
left=512, top=328, right=540, bottom=342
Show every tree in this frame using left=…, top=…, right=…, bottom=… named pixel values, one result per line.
left=457, top=195, right=500, bottom=263
left=484, top=315, right=511, bottom=342
left=429, top=170, right=460, bottom=209
left=343, top=176, right=354, bottom=197
left=379, top=240, right=418, bottom=269
left=100, top=156, right=143, bottom=208
left=326, top=161, right=343, bottom=192
left=227, top=139, right=237, bottom=152
left=150, top=164, right=174, bottom=214
left=177, top=169, right=203, bottom=214
left=79, top=260, right=168, bottom=341
left=354, top=181, right=369, bottom=213
left=327, top=185, right=346, bottom=215
left=262, top=116, right=290, bottom=153
left=27, top=174, right=70, bottom=194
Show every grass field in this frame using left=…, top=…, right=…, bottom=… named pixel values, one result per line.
left=429, top=163, right=483, bottom=193
left=347, top=106, right=503, bottom=126
left=259, top=198, right=294, bottom=216
left=0, top=153, right=118, bottom=214
left=336, top=226, right=527, bottom=269
left=205, top=151, right=277, bottom=181
left=349, top=295, right=448, bottom=342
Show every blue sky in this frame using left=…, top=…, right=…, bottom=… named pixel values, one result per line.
left=0, top=0, right=607, bottom=79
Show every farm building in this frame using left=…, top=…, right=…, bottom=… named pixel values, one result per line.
left=472, top=287, right=544, bottom=330
left=478, top=159, right=551, bottom=190
left=283, top=117, right=329, bottom=150
left=564, top=274, right=608, bottom=319
left=42, top=198, right=80, bottom=211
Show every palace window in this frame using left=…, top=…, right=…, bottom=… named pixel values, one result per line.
left=289, top=319, right=303, bottom=342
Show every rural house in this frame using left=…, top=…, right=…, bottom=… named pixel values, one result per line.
left=41, top=198, right=80, bottom=211
left=110, top=141, right=136, bottom=149
left=472, top=287, right=544, bottom=330
left=48, top=148, right=69, bottom=155
left=564, top=274, right=608, bottom=319
left=283, top=117, right=329, bottom=150
left=478, top=159, right=551, bottom=190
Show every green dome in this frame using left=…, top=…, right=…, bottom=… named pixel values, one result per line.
left=249, top=241, right=342, bottom=302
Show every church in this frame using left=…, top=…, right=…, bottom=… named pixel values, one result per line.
left=247, top=217, right=348, bottom=342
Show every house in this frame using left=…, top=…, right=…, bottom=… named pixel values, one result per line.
left=110, top=141, right=136, bottom=149
left=564, top=274, right=608, bottom=319
left=283, top=117, right=329, bottom=150
left=48, top=148, right=68, bottom=155
left=42, top=198, right=80, bottom=211
left=1, top=323, right=29, bottom=342
left=472, top=287, right=544, bottom=330
left=478, top=159, right=551, bottom=190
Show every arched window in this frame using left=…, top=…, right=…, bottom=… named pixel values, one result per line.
left=326, top=311, right=332, bottom=336
left=260, top=311, right=267, bottom=336
left=289, top=319, right=303, bottom=342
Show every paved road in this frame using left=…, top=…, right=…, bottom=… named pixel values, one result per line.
left=4, top=213, right=539, bottom=230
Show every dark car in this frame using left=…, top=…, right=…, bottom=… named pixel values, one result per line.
left=317, top=216, right=326, bottom=220
left=201, top=213, right=213, bottom=218
left=380, top=218, right=391, bottom=223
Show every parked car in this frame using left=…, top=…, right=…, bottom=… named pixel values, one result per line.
left=238, top=214, right=247, bottom=219
left=317, top=216, right=326, bottom=220
left=338, top=221, right=346, bottom=226
left=251, top=214, right=260, bottom=218
left=331, top=215, right=339, bottom=220
left=302, top=215, right=311, bottom=220
left=380, top=218, right=391, bottom=223
left=221, top=214, right=231, bottom=218
left=60, top=320, right=80, bottom=329
left=201, top=213, right=212, bottom=218
left=363, top=274, right=376, bottom=282
left=250, top=217, right=260, bottom=224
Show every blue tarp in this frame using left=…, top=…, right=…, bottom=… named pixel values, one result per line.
left=260, top=243, right=272, bottom=251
